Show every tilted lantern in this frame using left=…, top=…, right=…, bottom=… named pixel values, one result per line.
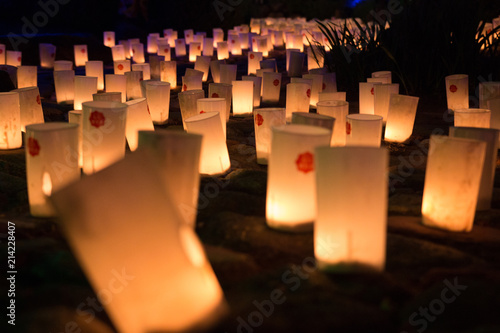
left=124, top=98, right=154, bottom=151
left=373, top=83, right=399, bottom=123
left=291, top=112, right=334, bottom=143
left=253, top=108, right=286, bottom=165
left=114, top=60, right=131, bottom=75
left=103, top=31, right=115, bottom=47
left=132, top=63, right=151, bottom=81
left=12, top=86, right=44, bottom=131
left=68, top=110, right=83, bottom=168
left=384, top=94, right=419, bottom=143
left=242, top=75, right=262, bottom=108
left=194, top=55, right=211, bottom=82
left=0, top=92, right=22, bottom=149
left=179, top=89, right=205, bottom=129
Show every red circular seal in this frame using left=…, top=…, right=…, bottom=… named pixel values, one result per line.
left=370, top=87, right=374, bottom=95
left=296, top=152, right=314, bottom=174
left=200, top=110, right=206, bottom=114
left=183, top=84, right=187, bottom=91
left=450, top=84, right=457, bottom=93
left=81, top=48, right=86, bottom=54
left=346, top=121, right=352, bottom=135
left=164, top=48, right=169, bottom=53
left=0, top=49, right=3, bottom=55
left=306, top=89, right=311, bottom=98
left=89, top=111, right=105, bottom=128
left=211, top=92, right=219, bottom=98
left=250, top=53, right=255, bottom=59
left=273, top=79, right=279, bottom=87
left=255, top=113, right=264, bottom=126
left=28, top=137, right=40, bottom=157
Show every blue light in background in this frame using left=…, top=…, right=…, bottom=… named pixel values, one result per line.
left=346, top=0, right=365, bottom=8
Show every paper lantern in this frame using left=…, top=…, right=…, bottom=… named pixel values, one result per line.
left=479, top=81, right=500, bottom=108
left=307, top=45, right=324, bottom=71
left=421, top=135, right=486, bottom=232
left=74, top=76, right=98, bottom=110
left=272, top=30, right=284, bottom=47
left=147, top=34, right=159, bottom=53
left=131, top=43, right=145, bottom=64
left=302, top=74, right=323, bottom=107
left=157, top=41, right=171, bottom=60
left=160, top=61, right=177, bottom=89
left=111, top=45, right=126, bottom=61
left=17, top=66, right=37, bottom=88
left=50, top=150, right=226, bottom=333
left=25, top=123, right=80, bottom=217
left=228, top=34, right=242, bottom=55
left=103, top=31, right=115, bottom=47
left=0, top=92, right=22, bottom=149
left=213, top=28, right=224, bottom=47
left=184, top=29, right=194, bottom=44
left=209, top=60, right=224, bottom=83
left=373, top=83, right=399, bottom=122
left=445, top=74, right=468, bottom=112
left=346, top=114, right=383, bottom=147
left=85, top=61, right=104, bottom=91
left=203, top=38, right=214, bottom=56
left=131, top=63, right=150, bottom=81
left=145, top=81, right=170, bottom=124
left=125, top=98, right=154, bottom=151
left=105, top=74, right=127, bottom=103
left=6, top=51, right=22, bottom=67
left=125, top=71, right=143, bottom=100
left=175, top=38, right=187, bottom=57
left=13, top=86, right=44, bottom=132
left=39, top=43, right=56, bottom=68
left=248, top=51, right=263, bottom=75
left=371, top=71, right=392, bottom=84
left=450, top=127, right=499, bottom=211
left=216, top=42, right=229, bottom=60
left=197, top=98, right=227, bottom=137
left=314, top=146, right=388, bottom=271
left=54, top=70, right=75, bottom=104
left=93, top=92, right=122, bottom=102
left=285, top=82, right=310, bottom=120
left=316, top=100, right=348, bottom=146
left=239, top=33, right=250, bottom=50
left=209, top=83, right=232, bottom=122
left=454, top=108, right=491, bottom=128
left=119, top=40, right=132, bottom=58
left=232, top=80, right=254, bottom=117
left=149, top=55, right=164, bottom=81
left=220, top=64, right=237, bottom=85
left=254, top=108, right=286, bottom=164
left=384, top=94, right=419, bottom=142
left=189, top=43, right=202, bottom=62
left=179, top=89, right=205, bottom=129
left=320, top=72, right=337, bottom=93
left=291, top=112, right=334, bottom=139
left=74, top=45, right=88, bottom=67
left=195, top=56, right=211, bottom=82
left=81, top=101, right=127, bottom=174
left=266, top=124, right=331, bottom=231
left=53, top=60, right=73, bottom=71
left=185, top=112, right=230, bottom=175
left=0, top=44, right=5, bottom=64
left=138, top=130, right=202, bottom=227
left=260, top=59, right=277, bottom=72
left=359, top=82, right=382, bottom=114
left=242, top=75, right=262, bottom=108
left=114, top=60, right=131, bottom=75
left=68, top=110, right=83, bottom=168
left=318, top=91, right=346, bottom=102
left=182, top=74, right=202, bottom=92
left=262, top=72, right=282, bottom=103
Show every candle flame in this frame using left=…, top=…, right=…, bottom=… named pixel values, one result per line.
left=42, top=172, right=52, bottom=197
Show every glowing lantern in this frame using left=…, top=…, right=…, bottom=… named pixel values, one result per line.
left=13, top=86, right=44, bottom=132
left=302, top=74, right=323, bottom=107
left=147, top=33, right=159, bottom=54
left=85, top=61, right=104, bottom=91
left=209, top=83, right=232, bottom=122
left=421, top=135, right=486, bottom=232
left=266, top=124, right=331, bottom=231
left=203, top=38, right=214, bottom=56
left=105, top=74, right=127, bottom=103
left=103, top=31, right=115, bottom=47
left=307, top=45, right=324, bottom=71
left=197, top=98, right=227, bottom=137
left=359, top=82, right=382, bottom=114
left=479, top=81, right=500, bottom=108
left=6, top=51, right=22, bottom=67
left=314, top=146, right=388, bottom=271
left=74, top=76, right=98, bottom=110
left=231, top=80, right=254, bottom=117
left=125, top=71, right=143, bottom=100
left=114, top=60, right=131, bottom=75
left=179, top=89, right=205, bottom=129
left=228, top=34, right=242, bottom=55
left=160, top=61, right=177, bottom=88
left=288, top=51, right=305, bottom=77
left=184, top=29, right=194, bottom=44
left=149, top=55, right=164, bottom=81
left=213, top=28, right=224, bottom=47
left=189, top=42, right=202, bottom=62
left=175, top=39, right=187, bottom=57
left=445, top=74, right=468, bottom=112
left=0, top=44, right=5, bottom=64
left=262, top=72, right=281, bottom=103
left=17, top=66, right=37, bottom=88
left=81, top=101, right=127, bottom=174
left=145, top=81, right=170, bottom=124
left=242, top=76, right=262, bottom=108
left=220, top=64, right=237, bottom=85
left=316, top=100, right=348, bottom=146
left=182, top=74, right=202, bottom=92
left=384, top=94, right=419, bottom=142
left=195, top=56, right=211, bottom=82
left=93, top=92, right=121, bottom=103
left=74, top=45, right=88, bottom=67
left=0, top=92, right=22, bottom=149
left=157, top=41, right=171, bottom=61
left=185, top=112, right=230, bottom=175
left=50, top=150, right=227, bottom=333
left=254, top=108, right=286, bottom=164
left=248, top=51, right=263, bottom=75
left=68, top=110, right=83, bottom=168
left=25, top=123, right=79, bottom=217
left=53, top=60, right=73, bottom=71
left=371, top=71, right=392, bottom=84
left=239, top=33, right=250, bottom=49
left=119, top=40, right=132, bottom=58
left=125, top=98, right=154, bottom=151
left=111, top=45, right=126, bottom=61
left=449, top=127, right=499, bottom=211
left=454, top=108, right=491, bottom=128
left=54, top=70, right=75, bottom=104
left=346, top=114, right=383, bottom=147
left=39, top=43, right=56, bottom=68
left=209, top=60, right=224, bottom=83
left=373, top=83, right=399, bottom=122
left=138, top=130, right=202, bottom=227
left=217, top=42, right=229, bottom=60
left=131, top=43, right=145, bottom=63
left=318, top=91, right=346, bottom=102
left=285, top=82, right=310, bottom=120
left=131, top=63, right=150, bottom=81
left=272, top=30, right=284, bottom=47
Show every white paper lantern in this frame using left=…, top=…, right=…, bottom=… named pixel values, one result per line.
left=189, top=42, right=202, bottom=62
left=74, top=76, right=98, bottom=110
left=209, top=60, right=224, bottom=83
left=209, top=83, right=232, bottom=122
left=421, top=135, right=486, bottom=232
left=359, top=82, right=382, bottom=114
left=254, top=108, right=286, bottom=164
left=17, top=66, right=37, bottom=88
left=111, top=45, right=126, bottom=61
left=445, top=74, right=468, bottom=112
left=175, top=38, right=187, bottom=57
left=179, top=89, right=205, bottom=129
left=346, top=114, right=383, bottom=147
left=288, top=51, right=305, bottom=77
left=194, top=55, right=211, bottom=82
left=74, top=45, right=88, bottom=67
left=454, top=108, right=491, bottom=128
left=197, top=98, right=227, bottom=137
left=316, top=100, right=348, bottom=146
left=371, top=71, right=392, bottom=84
left=124, top=98, right=154, bottom=151
left=53, top=60, right=73, bottom=71
left=13, top=86, right=44, bottom=132
left=203, top=38, right=214, bottom=56
left=6, top=51, right=22, bottom=67
left=39, top=43, right=56, bottom=68
left=145, top=81, right=170, bottom=124
left=103, top=31, right=115, bottom=47
left=131, top=43, right=145, bottom=63
left=93, top=92, right=122, bottom=102
left=384, top=94, right=419, bottom=142
left=0, top=92, right=22, bottom=149
left=318, top=91, right=346, bottom=102
left=248, top=51, right=263, bottom=75
left=105, top=74, right=127, bottom=103
left=302, top=74, right=323, bottom=107
left=54, top=70, right=75, bottom=104
left=147, top=33, right=159, bottom=54
left=231, top=80, right=254, bottom=117
left=220, top=64, right=237, bottom=85
left=85, top=61, right=104, bottom=91
left=157, top=41, right=172, bottom=61
left=114, top=60, right=131, bottom=75
left=285, top=82, right=310, bottom=120
left=242, top=75, right=262, bottom=107
left=217, top=42, right=229, bottom=60
left=373, top=83, right=399, bottom=122
left=125, top=71, right=143, bottom=100
left=262, top=72, right=282, bottom=103
left=160, top=61, right=177, bottom=89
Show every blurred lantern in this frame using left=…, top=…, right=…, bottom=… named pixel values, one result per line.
left=105, top=74, right=127, bottom=103
left=260, top=59, right=277, bottom=72
left=203, top=38, right=214, bottom=56
left=189, top=42, right=202, bottom=62
left=421, top=135, right=486, bottom=232
left=160, top=61, right=177, bottom=88
left=182, top=74, right=203, bottom=92
left=318, top=91, right=346, bottom=102
left=262, top=72, right=282, bottom=103
left=25, top=123, right=80, bottom=217
left=371, top=71, right=392, bottom=84
left=50, top=150, right=227, bottom=333
left=81, top=101, right=127, bottom=174
left=217, top=42, right=229, bottom=60
left=454, top=108, right=491, bottom=128
left=54, top=70, right=75, bottom=104
left=285, top=82, right=310, bottom=120
left=148, top=55, right=164, bottom=80
left=359, top=82, right=382, bottom=114
left=114, top=60, right=131, bottom=75
left=0, top=44, right=5, bottom=64
left=195, top=55, right=211, bottom=82
left=85, top=61, right=104, bottom=91
left=39, top=43, right=56, bottom=68
left=291, top=112, right=334, bottom=143
left=185, top=112, right=231, bottom=175
left=118, top=40, right=132, bottom=58
left=266, top=124, right=331, bottom=231
left=242, top=75, right=262, bottom=108
left=254, top=108, right=286, bottom=164
left=318, top=72, right=337, bottom=93
left=147, top=33, right=159, bottom=53
left=384, top=94, right=419, bottom=142
left=272, top=30, right=284, bottom=47
left=210, top=60, right=224, bottom=83
left=131, top=43, right=145, bottom=63
left=125, top=98, right=154, bottom=151
left=315, top=146, right=388, bottom=271
left=316, top=100, right=348, bottom=146
left=0, top=92, right=22, bottom=149
left=450, top=127, right=499, bottom=211
left=157, top=41, right=171, bottom=61
left=248, top=51, right=263, bottom=75
left=125, top=71, right=143, bottom=100
left=111, top=45, right=126, bottom=61
left=103, top=31, right=115, bottom=47
left=256, top=68, right=274, bottom=95
left=74, top=76, right=98, bottom=110
left=373, top=83, right=399, bottom=122
left=17, top=66, right=37, bottom=88
left=213, top=28, right=224, bottom=47
left=231, top=80, right=254, bottom=117
left=53, top=60, right=73, bottom=71
left=179, top=89, right=205, bottom=129
left=74, top=45, right=88, bottom=67
left=197, top=98, right=227, bottom=137
left=479, top=81, right=500, bottom=108
left=175, top=38, right=187, bottom=57
left=184, top=29, right=194, bottom=44
left=68, top=110, right=83, bottom=168
left=228, top=33, right=242, bottom=55
left=307, top=46, right=324, bottom=71
left=209, top=83, right=232, bottom=122
left=6, top=51, right=22, bottom=67
left=302, top=74, right=323, bottom=107
left=239, top=32, right=250, bottom=49
left=93, top=92, right=122, bottom=102
left=346, top=114, right=383, bottom=147
left=288, top=51, right=305, bottom=77
left=145, top=81, right=170, bottom=124
left=138, top=130, right=202, bottom=228
left=220, top=64, right=237, bottom=85
left=445, top=74, right=469, bottom=112
left=13, top=86, right=44, bottom=131
left=132, top=63, right=151, bottom=81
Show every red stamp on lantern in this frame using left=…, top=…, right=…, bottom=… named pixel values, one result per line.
left=346, top=121, right=352, bottom=135
left=89, top=111, right=105, bottom=128
left=250, top=53, right=255, bottom=59
left=371, top=87, right=374, bottom=95
left=273, top=79, right=280, bottom=87
left=306, top=89, right=311, bottom=98
left=255, top=113, right=264, bottom=126
left=211, top=93, right=219, bottom=98
left=183, top=84, right=187, bottom=91
left=296, top=152, right=314, bottom=173
left=117, top=64, right=124, bottom=71
left=36, top=95, right=41, bottom=105
left=450, top=85, right=457, bottom=93
left=28, top=137, right=40, bottom=157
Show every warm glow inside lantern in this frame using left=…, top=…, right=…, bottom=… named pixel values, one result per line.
left=124, top=98, right=154, bottom=151
left=266, top=124, right=331, bottom=232
left=85, top=61, right=104, bottom=91
left=195, top=56, right=211, bottom=82
left=373, top=83, right=399, bottom=122
left=262, top=72, right=282, bottom=103
left=17, top=66, right=37, bottom=88
left=74, top=45, right=88, bottom=67
left=13, top=86, right=44, bottom=132
left=346, top=114, right=383, bottom=147
left=25, top=123, right=80, bottom=217
left=103, top=31, right=115, bottom=47
left=6, top=51, right=22, bottom=67
left=232, top=80, right=254, bottom=117
left=242, top=75, right=262, bottom=108
left=314, top=146, right=388, bottom=272
left=359, top=82, right=381, bottom=114
left=182, top=74, right=203, bottom=92
left=74, top=76, right=98, bottom=110
left=254, top=108, right=286, bottom=165
left=316, top=100, right=348, bottom=146
left=197, top=98, right=227, bottom=137
left=68, top=110, right=83, bottom=168
left=179, top=89, right=205, bottom=129
left=454, top=108, right=491, bottom=128
left=285, top=82, right=311, bottom=120
left=54, top=70, right=75, bottom=104
left=105, top=74, right=127, bottom=103
left=421, top=135, right=486, bottom=232
left=131, top=43, right=145, bottom=63
left=445, top=74, right=469, bottom=112
left=302, top=74, right=323, bottom=107
left=160, top=61, right=177, bottom=89
left=189, top=42, right=202, bottom=62
left=384, top=94, right=419, bottom=142
left=50, top=150, right=227, bottom=333
left=145, top=81, right=170, bottom=124
left=248, top=51, right=263, bottom=75
left=125, top=71, right=143, bottom=100
left=209, top=83, right=232, bottom=122
left=39, top=43, right=56, bottom=68
left=0, top=92, right=22, bottom=149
